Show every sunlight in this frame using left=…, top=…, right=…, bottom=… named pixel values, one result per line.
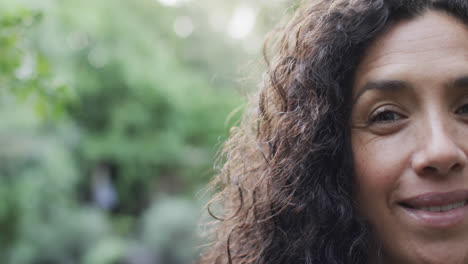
left=157, top=0, right=191, bottom=7
left=228, top=5, right=256, bottom=39
left=174, top=16, right=194, bottom=38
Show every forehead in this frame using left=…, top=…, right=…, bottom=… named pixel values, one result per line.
left=353, top=10, right=468, bottom=93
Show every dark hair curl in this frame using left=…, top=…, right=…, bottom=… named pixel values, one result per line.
left=200, top=1, right=468, bottom=263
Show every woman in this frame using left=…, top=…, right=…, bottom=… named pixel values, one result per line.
left=201, top=0, right=468, bottom=263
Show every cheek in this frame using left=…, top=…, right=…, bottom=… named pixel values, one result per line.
left=352, top=135, right=405, bottom=216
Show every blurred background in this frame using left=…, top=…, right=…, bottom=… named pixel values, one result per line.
left=0, top=0, right=296, bottom=263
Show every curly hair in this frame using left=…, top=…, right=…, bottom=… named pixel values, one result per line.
left=200, top=1, right=468, bottom=263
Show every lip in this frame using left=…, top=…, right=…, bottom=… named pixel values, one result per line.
left=400, top=190, right=468, bottom=208
left=398, top=190, right=468, bottom=229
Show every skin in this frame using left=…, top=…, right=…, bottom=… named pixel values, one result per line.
left=351, top=11, right=468, bottom=264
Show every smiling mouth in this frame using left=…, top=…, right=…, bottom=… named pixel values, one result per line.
left=401, top=200, right=468, bottom=212
left=397, top=190, right=468, bottom=228
left=399, top=190, right=468, bottom=213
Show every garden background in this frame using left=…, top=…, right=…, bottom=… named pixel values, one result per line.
left=0, top=0, right=296, bottom=263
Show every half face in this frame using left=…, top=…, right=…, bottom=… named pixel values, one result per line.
left=351, top=11, right=468, bottom=264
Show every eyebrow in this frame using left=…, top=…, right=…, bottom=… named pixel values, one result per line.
left=353, top=75, right=468, bottom=105
left=446, top=75, right=468, bottom=90
left=352, top=80, right=410, bottom=105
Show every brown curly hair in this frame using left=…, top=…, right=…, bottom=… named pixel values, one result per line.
left=200, top=0, right=468, bottom=263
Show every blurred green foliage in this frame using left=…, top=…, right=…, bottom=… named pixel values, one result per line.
left=0, top=0, right=294, bottom=263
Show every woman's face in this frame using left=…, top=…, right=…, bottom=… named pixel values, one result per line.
left=351, top=11, right=468, bottom=264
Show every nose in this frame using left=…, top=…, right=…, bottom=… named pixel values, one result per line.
left=411, top=123, right=467, bottom=176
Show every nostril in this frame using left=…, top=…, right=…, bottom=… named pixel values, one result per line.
left=451, top=163, right=463, bottom=172
left=411, top=142, right=467, bottom=176
left=420, top=162, right=463, bottom=175
left=422, top=166, right=438, bottom=175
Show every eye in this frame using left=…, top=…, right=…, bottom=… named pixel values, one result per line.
left=455, top=103, right=468, bottom=115
left=368, top=108, right=405, bottom=124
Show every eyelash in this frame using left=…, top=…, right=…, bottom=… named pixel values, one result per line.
left=455, top=103, right=468, bottom=115
left=368, top=102, right=468, bottom=125
left=368, top=108, right=405, bottom=125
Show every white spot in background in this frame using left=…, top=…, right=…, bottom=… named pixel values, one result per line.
left=157, top=0, right=190, bottom=7
left=228, top=5, right=256, bottom=39
left=15, top=53, right=35, bottom=80
left=158, top=0, right=179, bottom=6
left=88, top=47, right=108, bottom=68
left=174, top=16, right=194, bottom=38
left=66, top=31, right=89, bottom=51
